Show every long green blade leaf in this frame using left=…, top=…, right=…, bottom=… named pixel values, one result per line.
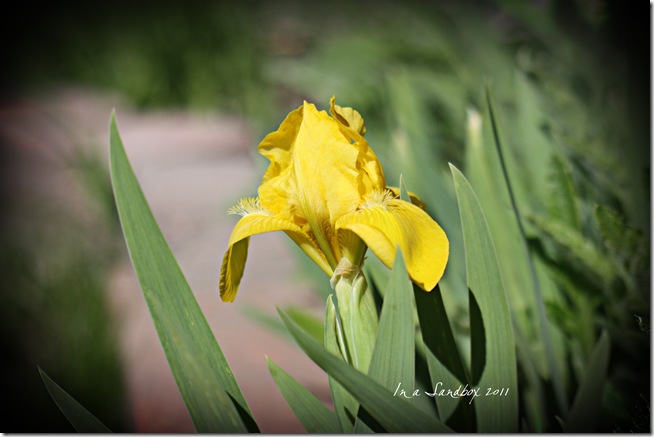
left=267, top=358, right=341, bottom=433
left=39, top=367, right=112, bottom=433
left=354, top=250, right=415, bottom=432
left=564, top=330, right=611, bottom=432
left=109, top=112, right=256, bottom=433
left=279, top=310, right=452, bottom=433
left=415, top=285, right=474, bottom=428
left=450, top=163, right=518, bottom=432
left=484, top=85, right=568, bottom=416
left=527, top=212, right=616, bottom=285
left=286, top=307, right=324, bottom=345
left=242, top=305, right=324, bottom=345
left=367, top=250, right=415, bottom=391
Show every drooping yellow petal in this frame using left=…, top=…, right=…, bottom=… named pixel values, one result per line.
left=335, top=194, right=449, bottom=291
left=220, top=237, right=249, bottom=303
left=219, top=212, right=329, bottom=302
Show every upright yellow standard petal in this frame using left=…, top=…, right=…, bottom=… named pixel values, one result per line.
left=329, top=96, right=367, bottom=136
left=329, top=97, right=385, bottom=195
left=286, top=102, right=365, bottom=264
left=335, top=194, right=449, bottom=291
left=257, top=105, right=304, bottom=217
left=295, top=102, right=362, bottom=222
left=255, top=101, right=383, bottom=268
left=219, top=212, right=327, bottom=302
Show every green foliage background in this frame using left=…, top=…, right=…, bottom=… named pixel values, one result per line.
left=1, top=0, right=649, bottom=432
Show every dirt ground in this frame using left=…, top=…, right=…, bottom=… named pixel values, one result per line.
left=2, top=87, right=331, bottom=433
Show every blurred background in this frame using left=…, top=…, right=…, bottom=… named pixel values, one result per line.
left=0, top=0, right=649, bottom=432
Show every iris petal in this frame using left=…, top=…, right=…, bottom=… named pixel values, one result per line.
left=258, top=105, right=304, bottom=216
left=329, top=96, right=367, bottom=136
left=329, top=97, right=386, bottom=194
left=294, top=102, right=362, bottom=225
left=335, top=198, right=449, bottom=291
left=219, top=213, right=328, bottom=302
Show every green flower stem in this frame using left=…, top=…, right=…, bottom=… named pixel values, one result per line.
left=333, top=261, right=379, bottom=374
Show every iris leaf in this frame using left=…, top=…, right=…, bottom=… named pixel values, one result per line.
left=484, top=85, right=568, bottom=416
left=354, top=250, right=415, bottom=432
left=243, top=305, right=324, bottom=345
left=564, top=330, right=611, bottom=432
left=266, top=358, right=341, bottom=433
left=39, top=367, right=112, bottom=433
left=415, top=285, right=474, bottom=428
left=450, top=163, right=518, bottom=432
left=366, top=250, right=415, bottom=391
left=109, top=112, right=256, bottom=433
left=279, top=309, right=452, bottom=433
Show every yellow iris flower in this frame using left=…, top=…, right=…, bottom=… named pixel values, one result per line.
left=219, top=97, right=449, bottom=302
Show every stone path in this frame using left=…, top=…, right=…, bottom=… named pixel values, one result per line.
left=2, top=87, right=330, bottom=433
